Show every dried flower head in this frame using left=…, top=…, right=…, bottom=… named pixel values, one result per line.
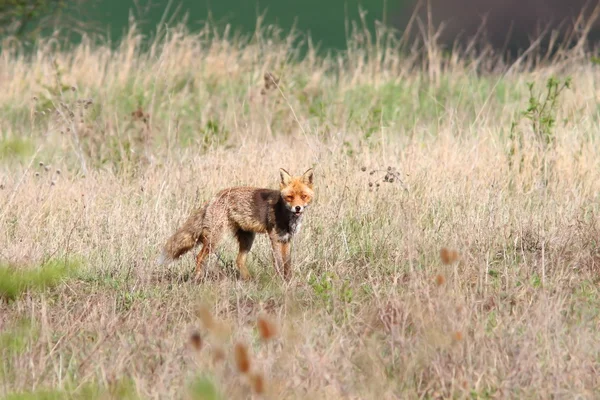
left=257, top=314, right=278, bottom=341
left=435, top=274, right=446, bottom=286
left=452, top=331, right=464, bottom=342
left=212, top=346, right=225, bottom=364
left=234, top=342, right=251, bottom=374
left=263, top=72, right=280, bottom=90
left=196, top=304, right=214, bottom=330
left=190, top=331, right=202, bottom=351
left=250, top=372, right=265, bottom=394
left=440, top=248, right=460, bottom=265
left=212, top=320, right=232, bottom=342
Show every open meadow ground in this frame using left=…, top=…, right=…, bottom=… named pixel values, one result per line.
left=1, top=25, right=600, bottom=399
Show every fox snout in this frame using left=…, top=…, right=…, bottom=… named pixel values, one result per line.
left=293, top=205, right=306, bottom=215
left=285, top=201, right=308, bottom=215
left=282, top=201, right=308, bottom=215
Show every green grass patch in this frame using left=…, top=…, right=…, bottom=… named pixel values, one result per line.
left=188, top=375, right=221, bottom=400
left=1, top=319, right=39, bottom=381
left=0, top=136, right=35, bottom=161
left=0, top=319, right=37, bottom=354
left=0, top=259, right=81, bottom=301
left=2, top=378, right=138, bottom=400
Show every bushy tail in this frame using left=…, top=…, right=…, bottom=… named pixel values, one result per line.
left=157, top=204, right=207, bottom=266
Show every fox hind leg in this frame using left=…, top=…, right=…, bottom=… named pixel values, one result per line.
left=235, top=230, right=255, bottom=280
left=194, top=244, right=211, bottom=281
left=193, top=228, right=224, bottom=282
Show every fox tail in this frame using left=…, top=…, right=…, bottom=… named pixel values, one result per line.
left=157, top=204, right=207, bottom=266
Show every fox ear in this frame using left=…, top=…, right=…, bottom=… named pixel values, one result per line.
left=301, top=168, right=314, bottom=187
left=279, top=168, right=292, bottom=187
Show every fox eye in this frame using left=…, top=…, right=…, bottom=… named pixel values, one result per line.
left=286, top=196, right=294, bottom=202
left=301, top=195, right=308, bottom=201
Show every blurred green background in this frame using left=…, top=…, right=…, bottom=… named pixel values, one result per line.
left=77, top=0, right=407, bottom=49
left=2, top=0, right=597, bottom=53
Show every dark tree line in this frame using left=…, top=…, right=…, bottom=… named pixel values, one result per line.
left=0, top=0, right=92, bottom=40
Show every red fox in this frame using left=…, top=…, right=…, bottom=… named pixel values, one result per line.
left=159, top=168, right=314, bottom=281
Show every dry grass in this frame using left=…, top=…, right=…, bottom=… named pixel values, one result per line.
left=1, top=21, right=600, bottom=399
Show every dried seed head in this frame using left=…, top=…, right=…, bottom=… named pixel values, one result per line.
left=257, top=314, right=277, bottom=341
left=250, top=372, right=265, bottom=394
left=361, top=166, right=367, bottom=172
left=38, top=161, right=44, bottom=167
left=389, top=178, right=395, bottom=183
left=212, top=320, right=232, bottom=342
left=50, top=180, right=56, bottom=186
left=234, top=342, right=251, bottom=374
left=387, top=166, right=392, bottom=171
left=44, top=165, right=50, bottom=172
left=212, top=346, right=225, bottom=364
left=195, top=304, right=214, bottom=330
left=440, top=248, right=460, bottom=265
left=368, top=182, right=373, bottom=187
left=71, top=86, right=76, bottom=92
left=35, top=172, right=40, bottom=177
left=435, top=274, right=446, bottom=286
left=55, top=169, right=61, bottom=175
left=452, top=331, right=463, bottom=342
left=189, top=331, right=202, bottom=351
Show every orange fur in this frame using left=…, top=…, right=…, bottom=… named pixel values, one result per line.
left=159, top=168, right=314, bottom=281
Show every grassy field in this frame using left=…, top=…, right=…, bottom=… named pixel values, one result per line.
left=1, top=23, right=600, bottom=399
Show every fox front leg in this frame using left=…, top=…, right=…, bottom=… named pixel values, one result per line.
left=281, top=242, right=292, bottom=280
left=269, top=234, right=287, bottom=279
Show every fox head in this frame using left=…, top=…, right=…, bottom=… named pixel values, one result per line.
left=279, top=168, right=314, bottom=216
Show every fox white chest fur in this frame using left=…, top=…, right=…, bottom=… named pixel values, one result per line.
left=277, top=215, right=303, bottom=243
